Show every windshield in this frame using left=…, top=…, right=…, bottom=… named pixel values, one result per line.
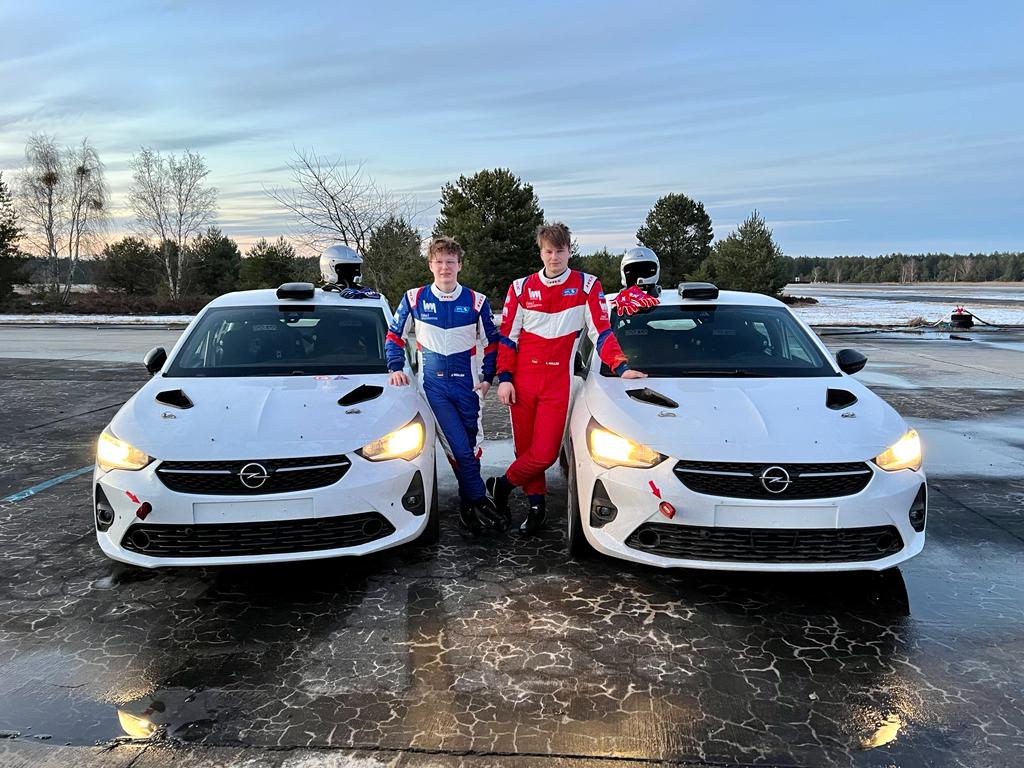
left=167, top=305, right=389, bottom=377
left=600, top=304, right=837, bottom=378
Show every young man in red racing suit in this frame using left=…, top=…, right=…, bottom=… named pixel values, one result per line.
left=488, top=222, right=647, bottom=535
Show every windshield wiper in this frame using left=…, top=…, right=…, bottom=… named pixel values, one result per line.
left=677, top=369, right=771, bottom=377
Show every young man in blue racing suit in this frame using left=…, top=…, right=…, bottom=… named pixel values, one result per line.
left=385, top=236, right=506, bottom=534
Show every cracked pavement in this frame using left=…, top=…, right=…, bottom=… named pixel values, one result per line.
left=0, top=329, right=1022, bottom=767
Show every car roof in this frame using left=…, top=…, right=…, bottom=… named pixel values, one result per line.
left=608, top=287, right=788, bottom=309
left=203, top=287, right=391, bottom=311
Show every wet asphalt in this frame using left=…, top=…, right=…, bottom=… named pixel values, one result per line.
left=0, top=329, right=1023, bottom=767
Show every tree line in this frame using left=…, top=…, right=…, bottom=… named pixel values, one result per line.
left=1, top=136, right=1020, bottom=314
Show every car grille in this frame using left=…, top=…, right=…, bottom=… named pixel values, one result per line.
left=625, top=523, right=903, bottom=563
left=156, top=455, right=350, bottom=495
left=120, top=512, right=395, bottom=558
left=673, top=460, right=872, bottom=500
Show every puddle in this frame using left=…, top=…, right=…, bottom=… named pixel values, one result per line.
left=910, top=415, right=1024, bottom=477
left=0, top=651, right=126, bottom=745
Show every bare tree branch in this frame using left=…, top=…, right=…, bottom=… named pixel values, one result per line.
left=264, top=148, right=420, bottom=283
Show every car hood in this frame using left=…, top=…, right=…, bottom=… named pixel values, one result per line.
left=107, top=374, right=423, bottom=461
left=582, top=374, right=908, bottom=463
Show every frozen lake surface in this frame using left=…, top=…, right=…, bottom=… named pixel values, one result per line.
left=785, top=282, right=1024, bottom=326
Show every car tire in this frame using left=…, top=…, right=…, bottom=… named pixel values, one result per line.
left=414, top=464, right=440, bottom=546
left=566, top=444, right=595, bottom=559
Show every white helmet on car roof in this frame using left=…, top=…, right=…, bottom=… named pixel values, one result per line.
left=621, top=246, right=660, bottom=290
left=320, top=244, right=363, bottom=287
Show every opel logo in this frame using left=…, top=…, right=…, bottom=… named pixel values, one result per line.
left=239, top=462, right=270, bottom=489
left=760, top=465, right=792, bottom=494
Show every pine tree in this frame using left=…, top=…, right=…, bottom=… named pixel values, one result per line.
left=433, top=169, right=544, bottom=302
left=706, top=210, right=786, bottom=296
left=188, top=227, right=241, bottom=295
left=0, top=172, right=27, bottom=301
left=636, top=193, right=713, bottom=287
left=240, top=237, right=298, bottom=289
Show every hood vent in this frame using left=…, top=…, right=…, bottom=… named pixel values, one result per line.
left=826, top=388, right=858, bottom=410
left=155, top=389, right=194, bottom=409
left=338, top=384, right=384, bottom=407
left=626, top=388, right=679, bottom=409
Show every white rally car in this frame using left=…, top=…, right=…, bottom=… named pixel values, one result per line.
left=93, top=283, right=437, bottom=568
left=564, top=282, right=926, bottom=572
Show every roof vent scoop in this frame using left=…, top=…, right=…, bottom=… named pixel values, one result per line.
left=626, top=388, right=679, bottom=409
left=826, top=388, right=858, bottom=410
left=678, top=282, right=719, bottom=300
left=155, top=389, right=194, bottom=409
left=277, top=282, right=315, bottom=300
left=338, top=385, right=384, bottom=407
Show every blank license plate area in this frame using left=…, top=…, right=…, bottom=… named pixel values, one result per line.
left=714, top=504, right=837, bottom=529
left=194, top=498, right=314, bottom=524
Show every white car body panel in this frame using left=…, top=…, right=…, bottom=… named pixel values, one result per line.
left=566, top=287, right=927, bottom=572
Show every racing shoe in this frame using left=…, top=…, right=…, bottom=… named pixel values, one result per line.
left=485, top=476, right=512, bottom=518
left=519, top=498, right=547, bottom=536
left=474, top=496, right=510, bottom=533
left=458, top=499, right=484, bottom=535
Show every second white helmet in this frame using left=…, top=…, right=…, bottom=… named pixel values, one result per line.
left=319, top=244, right=363, bottom=287
left=621, top=246, right=660, bottom=289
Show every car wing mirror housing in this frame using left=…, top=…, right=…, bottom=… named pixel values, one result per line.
left=144, top=346, right=167, bottom=376
left=836, top=348, right=867, bottom=375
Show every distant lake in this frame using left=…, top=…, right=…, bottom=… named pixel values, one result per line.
left=783, top=282, right=1024, bottom=326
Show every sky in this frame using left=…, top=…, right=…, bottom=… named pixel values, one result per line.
left=1, top=1, right=1022, bottom=257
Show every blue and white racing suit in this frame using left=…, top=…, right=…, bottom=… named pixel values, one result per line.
left=386, top=283, right=499, bottom=504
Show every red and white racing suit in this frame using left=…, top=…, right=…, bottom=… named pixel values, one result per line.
left=496, top=268, right=630, bottom=496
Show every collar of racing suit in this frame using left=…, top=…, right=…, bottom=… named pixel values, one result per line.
left=537, top=268, right=571, bottom=287
left=430, top=282, right=463, bottom=301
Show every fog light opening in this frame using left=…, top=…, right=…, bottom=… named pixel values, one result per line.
left=402, top=471, right=426, bottom=516
left=95, top=485, right=115, bottom=531
left=362, top=518, right=384, bottom=537
left=130, top=529, right=151, bottom=551
left=637, top=529, right=660, bottom=549
left=908, top=484, right=927, bottom=532
left=589, top=480, right=618, bottom=528
left=875, top=532, right=896, bottom=552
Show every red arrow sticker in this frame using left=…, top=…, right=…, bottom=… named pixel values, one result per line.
left=648, top=481, right=662, bottom=499
left=125, top=491, right=140, bottom=504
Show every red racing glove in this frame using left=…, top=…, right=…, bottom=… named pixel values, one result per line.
left=611, top=285, right=660, bottom=316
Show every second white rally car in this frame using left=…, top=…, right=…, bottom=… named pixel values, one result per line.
left=93, top=279, right=437, bottom=568
left=563, top=268, right=926, bottom=572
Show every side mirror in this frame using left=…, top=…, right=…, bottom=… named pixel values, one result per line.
left=836, top=348, right=867, bottom=375
left=144, top=347, right=167, bottom=376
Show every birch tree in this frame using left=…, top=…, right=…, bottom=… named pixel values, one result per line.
left=128, top=148, right=217, bottom=298
left=16, top=135, right=107, bottom=303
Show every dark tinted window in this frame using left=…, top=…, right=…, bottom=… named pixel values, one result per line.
left=601, top=304, right=837, bottom=378
left=167, top=305, right=389, bottom=377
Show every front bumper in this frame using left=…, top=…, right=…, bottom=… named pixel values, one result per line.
left=572, top=449, right=926, bottom=573
left=93, top=449, right=435, bottom=568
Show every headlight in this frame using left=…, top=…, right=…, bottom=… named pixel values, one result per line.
left=874, top=429, right=922, bottom=472
left=97, top=431, right=151, bottom=472
left=360, top=415, right=426, bottom=462
left=587, top=418, right=664, bottom=469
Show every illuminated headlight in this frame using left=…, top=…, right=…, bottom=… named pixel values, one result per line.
left=874, top=429, right=922, bottom=472
left=97, top=430, right=151, bottom=472
left=587, top=418, right=664, bottom=469
left=360, top=414, right=426, bottom=462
